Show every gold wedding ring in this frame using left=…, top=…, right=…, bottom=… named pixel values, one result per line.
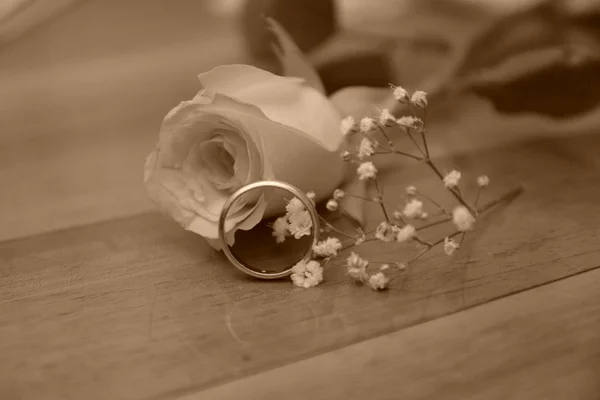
left=218, top=180, right=320, bottom=279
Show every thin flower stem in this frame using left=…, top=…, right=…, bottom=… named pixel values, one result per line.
left=407, top=247, right=429, bottom=265
left=376, top=145, right=423, bottom=161
left=474, top=187, right=483, bottom=208
left=376, top=124, right=394, bottom=147
left=421, top=108, right=430, bottom=158
left=406, top=128, right=426, bottom=157
left=416, top=190, right=450, bottom=215
left=334, top=185, right=524, bottom=255
left=416, top=216, right=452, bottom=231
left=413, top=235, right=433, bottom=247
left=372, top=178, right=391, bottom=224
left=340, top=207, right=366, bottom=237
left=414, top=184, right=524, bottom=233
left=407, top=230, right=462, bottom=265
left=430, top=230, right=462, bottom=247
left=319, top=216, right=357, bottom=241
left=345, top=193, right=377, bottom=202
left=458, top=231, right=468, bottom=248
left=425, top=160, right=476, bottom=215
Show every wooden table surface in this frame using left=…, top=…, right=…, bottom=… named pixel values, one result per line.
left=1, top=1, right=599, bottom=399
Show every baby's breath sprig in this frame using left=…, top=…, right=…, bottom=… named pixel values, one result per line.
left=276, top=85, right=523, bottom=290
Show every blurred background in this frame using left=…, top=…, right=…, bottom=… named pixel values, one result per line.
left=1, top=0, right=599, bottom=242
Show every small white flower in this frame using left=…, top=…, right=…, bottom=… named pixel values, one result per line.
left=357, top=137, right=376, bottom=159
left=443, top=170, right=461, bottom=188
left=391, top=84, right=409, bottom=103
left=285, top=197, right=305, bottom=215
left=288, top=210, right=313, bottom=239
left=406, top=185, right=417, bottom=195
left=291, top=260, right=323, bottom=288
left=452, top=206, right=475, bottom=232
left=411, top=90, right=428, bottom=108
left=369, top=272, right=390, bottom=291
left=477, top=175, right=490, bottom=188
left=340, top=116, right=358, bottom=136
left=355, top=236, right=365, bottom=246
left=395, top=224, right=416, bottom=243
left=444, top=237, right=460, bottom=256
left=375, top=221, right=395, bottom=242
left=396, top=116, right=423, bottom=130
left=333, top=189, right=345, bottom=200
left=313, top=237, right=342, bottom=258
left=380, top=264, right=390, bottom=271
left=393, top=210, right=403, bottom=221
left=306, top=191, right=316, bottom=202
left=378, top=108, right=395, bottom=126
left=326, top=199, right=339, bottom=212
left=360, top=117, right=376, bottom=133
left=402, top=199, right=424, bottom=219
left=396, top=262, right=407, bottom=271
left=346, top=252, right=369, bottom=283
left=340, top=150, right=352, bottom=161
left=271, top=216, right=289, bottom=243
left=357, top=162, right=377, bottom=180
left=347, top=252, right=369, bottom=269
left=419, top=212, right=429, bottom=220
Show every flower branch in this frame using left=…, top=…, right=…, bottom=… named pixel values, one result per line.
left=276, top=85, right=523, bottom=291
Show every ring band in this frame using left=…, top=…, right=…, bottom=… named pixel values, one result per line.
left=218, top=180, right=320, bottom=279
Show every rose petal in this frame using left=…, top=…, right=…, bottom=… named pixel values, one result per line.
left=198, top=64, right=343, bottom=151
left=144, top=151, right=197, bottom=227
left=191, top=91, right=346, bottom=208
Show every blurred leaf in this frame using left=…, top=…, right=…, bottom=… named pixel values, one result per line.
left=451, top=0, right=566, bottom=81
left=470, top=56, right=600, bottom=117
left=265, top=17, right=326, bottom=93
left=242, top=0, right=336, bottom=59
left=317, top=53, right=394, bottom=95
left=422, top=0, right=600, bottom=119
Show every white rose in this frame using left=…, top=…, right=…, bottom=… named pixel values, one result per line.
left=143, top=64, right=346, bottom=249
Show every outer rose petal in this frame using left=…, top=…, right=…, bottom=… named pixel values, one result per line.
left=193, top=90, right=346, bottom=207
left=198, top=64, right=343, bottom=152
left=146, top=68, right=348, bottom=250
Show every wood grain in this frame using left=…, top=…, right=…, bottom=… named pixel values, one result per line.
left=196, top=267, right=600, bottom=400
left=1, top=134, right=599, bottom=399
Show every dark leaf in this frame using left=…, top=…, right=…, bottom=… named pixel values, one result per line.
left=241, top=0, right=337, bottom=59
left=265, top=17, right=326, bottom=93
left=471, top=57, right=600, bottom=118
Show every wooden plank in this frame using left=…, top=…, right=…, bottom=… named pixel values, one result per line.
left=196, top=268, right=600, bottom=400
left=0, top=133, right=599, bottom=399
